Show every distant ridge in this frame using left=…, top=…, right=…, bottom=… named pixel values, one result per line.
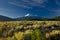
left=0, top=15, right=60, bottom=21
left=0, top=15, right=13, bottom=21
left=15, top=16, right=60, bottom=21
left=16, top=16, right=42, bottom=20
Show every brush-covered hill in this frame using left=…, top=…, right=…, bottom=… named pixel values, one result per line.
left=0, top=15, right=60, bottom=21
left=0, top=15, right=13, bottom=21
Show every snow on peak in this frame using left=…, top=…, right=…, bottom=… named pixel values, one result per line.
left=24, top=13, right=38, bottom=17
left=25, top=13, right=30, bottom=17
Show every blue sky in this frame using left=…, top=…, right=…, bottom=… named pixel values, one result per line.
left=0, top=0, right=60, bottom=18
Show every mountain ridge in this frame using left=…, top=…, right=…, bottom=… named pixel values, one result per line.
left=0, top=15, right=60, bottom=21
left=0, top=15, right=13, bottom=21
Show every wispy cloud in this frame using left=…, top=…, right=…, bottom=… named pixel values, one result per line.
left=8, top=1, right=32, bottom=9
left=0, top=8, right=9, bottom=17
left=55, top=0, right=60, bottom=6
left=0, top=8, right=9, bottom=11
left=50, top=9, right=60, bottom=16
left=8, top=0, right=47, bottom=9
left=32, top=0, right=47, bottom=4
left=0, top=8, right=9, bottom=13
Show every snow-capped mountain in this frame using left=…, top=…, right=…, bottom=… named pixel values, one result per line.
left=25, top=13, right=30, bottom=17
left=0, top=14, right=60, bottom=21
left=16, top=13, right=42, bottom=20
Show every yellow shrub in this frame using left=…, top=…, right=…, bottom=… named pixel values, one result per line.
left=14, top=32, right=24, bottom=40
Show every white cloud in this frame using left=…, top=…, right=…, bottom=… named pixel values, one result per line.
left=0, top=8, right=9, bottom=11
left=32, top=0, right=47, bottom=4
left=55, top=0, right=60, bottom=6
left=51, top=9, right=60, bottom=16
left=8, top=0, right=47, bottom=9
left=0, top=8, right=9, bottom=13
left=8, top=2, right=31, bottom=9
left=22, top=0, right=30, bottom=2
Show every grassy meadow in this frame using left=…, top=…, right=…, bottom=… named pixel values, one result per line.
left=0, top=21, right=60, bottom=40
